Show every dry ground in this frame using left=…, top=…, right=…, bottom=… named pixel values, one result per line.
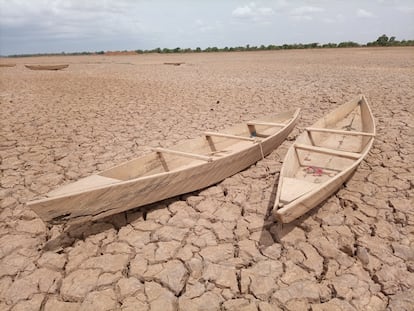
left=0, top=47, right=413, bottom=310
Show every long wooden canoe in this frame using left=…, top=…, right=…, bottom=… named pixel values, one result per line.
left=273, top=95, right=375, bottom=223
left=0, top=64, right=16, bottom=67
left=25, top=64, right=69, bottom=71
left=28, top=109, right=300, bottom=224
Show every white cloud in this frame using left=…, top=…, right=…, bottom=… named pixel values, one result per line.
left=194, top=19, right=218, bottom=33
left=396, top=6, right=414, bottom=14
left=1, top=0, right=413, bottom=55
left=290, top=6, right=324, bottom=15
left=275, top=0, right=289, bottom=8
left=292, top=15, right=313, bottom=21
left=289, top=6, right=324, bottom=21
left=232, top=2, right=274, bottom=21
left=232, top=6, right=253, bottom=18
left=322, top=14, right=345, bottom=24
left=357, top=8, right=375, bottom=18
left=322, top=17, right=335, bottom=24
left=0, top=0, right=144, bottom=39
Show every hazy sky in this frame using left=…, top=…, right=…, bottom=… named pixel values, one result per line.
left=0, top=0, right=413, bottom=55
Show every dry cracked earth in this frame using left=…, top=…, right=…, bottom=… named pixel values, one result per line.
left=0, top=48, right=413, bottom=310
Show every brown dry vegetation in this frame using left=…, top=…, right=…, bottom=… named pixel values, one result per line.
left=0, top=47, right=413, bottom=310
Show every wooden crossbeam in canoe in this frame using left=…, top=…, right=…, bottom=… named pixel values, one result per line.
left=152, top=148, right=213, bottom=162
left=246, top=121, right=287, bottom=127
left=305, top=127, right=375, bottom=137
left=204, top=132, right=259, bottom=142
left=294, top=143, right=361, bottom=159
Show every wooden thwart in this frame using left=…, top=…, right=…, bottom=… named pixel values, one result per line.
left=246, top=121, right=286, bottom=127
left=152, top=147, right=213, bottom=162
left=305, top=127, right=375, bottom=137
left=294, top=143, right=361, bottom=159
left=204, top=132, right=258, bottom=142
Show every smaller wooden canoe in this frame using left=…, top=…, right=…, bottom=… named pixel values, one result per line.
left=273, top=95, right=375, bottom=223
left=28, top=109, right=300, bottom=225
left=164, top=62, right=185, bottom=66
left=25, top=64, right=69, bottom=71
left=0, top=64, right=16, bottom=67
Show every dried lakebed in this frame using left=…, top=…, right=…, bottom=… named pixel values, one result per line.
left=0, top=48, right=413, bottom=310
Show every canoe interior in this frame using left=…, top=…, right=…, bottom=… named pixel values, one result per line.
left=48, top=110, right=297, bottom=198
left=279, top=96, right=375, bottom=205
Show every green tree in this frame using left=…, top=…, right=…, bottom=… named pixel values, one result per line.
left=338, top=41, right=359, bottom=48
left=376, top=34, right=389, bottom=46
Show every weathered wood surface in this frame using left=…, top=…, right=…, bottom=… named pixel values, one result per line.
left=274, top=95, right=375, bottom=223
left=28, top=108, right=300, bottom=224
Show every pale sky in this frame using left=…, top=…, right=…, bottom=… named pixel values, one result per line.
left=0, top=0, right=413, bottom=55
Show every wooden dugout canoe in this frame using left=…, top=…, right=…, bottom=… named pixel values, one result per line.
left=0, top=63, right=16, bottom=67
left=164, top=62, right=185, bottom=66
left=273, top=95, right=375, bottom=223
left=25, top=64, right=69, bottom=71
left=28, top=109, right=300, bottom=225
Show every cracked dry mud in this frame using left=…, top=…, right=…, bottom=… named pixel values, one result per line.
left=0, top=48, right=413, bottom=310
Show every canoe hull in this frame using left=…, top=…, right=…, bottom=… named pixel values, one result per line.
left=29, top=110, right=299, bottom=224
left=274, top=154, right=363, bottom=223
left=25, top=64, right=69, bottom=71
left=273, top=95, right=375, bottom=223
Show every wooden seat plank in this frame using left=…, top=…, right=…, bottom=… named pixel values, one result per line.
left=305, top=127, right=375, bottom=137
left=204, top=132, right=258, bottom=142
left=152, top=147, right=213, bottom=162
left=247, top=121, right=286, bottom=127
left=294, top=143, right=361, bottom=159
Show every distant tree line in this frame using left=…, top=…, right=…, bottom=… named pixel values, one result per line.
left=5, top=35, right=414, bottom=58
left=136, top=41, right=361, bottom=54
left=366, top=34, right=413, bottom=47
left=137, top=35, right=412, bottom=54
